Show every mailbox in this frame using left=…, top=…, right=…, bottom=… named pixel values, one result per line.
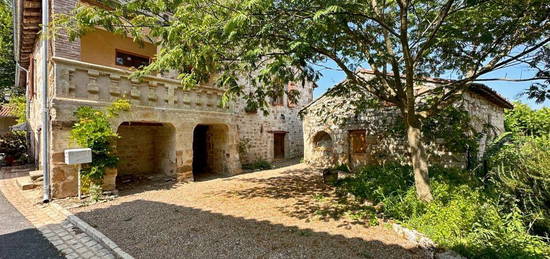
left=64, top=148, right=92, bottom=165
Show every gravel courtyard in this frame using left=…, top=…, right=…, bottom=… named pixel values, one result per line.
left=69, top=163, right=426, bottom=258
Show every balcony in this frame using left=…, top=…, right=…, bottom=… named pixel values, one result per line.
left=52, top=57, right=231, bottom=113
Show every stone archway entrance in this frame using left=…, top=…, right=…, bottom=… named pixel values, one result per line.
left=192, top=124, right=228, bottom=180
left=116, top=122, right=176, bottom=186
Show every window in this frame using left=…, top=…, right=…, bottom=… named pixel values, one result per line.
left=115, top=50, right=150, bottom=68
left=349, top=130, right=367, bottom=153
left=287, top=82, right=298, bottom=108
left=272, top=94, right=284, bottom=106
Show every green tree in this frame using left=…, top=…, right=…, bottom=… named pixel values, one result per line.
left=504, top=102, right=550, bottom=137
left=54, top=0, right=549, bottom=201
left=0, top=0, right=16, bottom=102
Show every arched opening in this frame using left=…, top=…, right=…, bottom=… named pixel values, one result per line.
left=116, top=122, right=176, bottom=186
left=193, top=124, right=228, bottom=180
left=313, top=131, right=333, bottom=150
left=310, top=131, right=335, bottom=167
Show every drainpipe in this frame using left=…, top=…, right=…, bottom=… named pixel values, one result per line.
left=41, top=0, right=51, bottom=203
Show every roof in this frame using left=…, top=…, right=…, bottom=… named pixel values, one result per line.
left=0, top=106, right=17, bottom=118
left=14, top=0, right=42, bottom=87
left=301, top=71, right=514, bottom=113
left=358, top=69, right=513, bottom=109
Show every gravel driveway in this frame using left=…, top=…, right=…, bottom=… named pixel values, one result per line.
left=69, top=163, right=426, bottom=259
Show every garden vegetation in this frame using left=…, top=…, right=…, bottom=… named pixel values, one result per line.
left=334, top=102, right=550, bottom=258
left=70, top=99, right=130, bottom=198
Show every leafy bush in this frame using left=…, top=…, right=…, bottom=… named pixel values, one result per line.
left=335, top=164, right=550, bottom=258
left=242, top=159, right=272, bottom=170
left=6, top=95, right=26, bottom=123
left=504, top=102, right=550, bottom=137
left=0, top=130, right=28, bottom=165
left=486, top=135, right=550, bottom=236
left=71, top=99, right=130, bottom=183
left=336, top=163, right=412, bottom=203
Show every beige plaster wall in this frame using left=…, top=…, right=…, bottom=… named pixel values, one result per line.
left=80, top=29, right=157, bottom=69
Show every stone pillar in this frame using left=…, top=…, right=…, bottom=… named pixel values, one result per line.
left=50, top=120, right=78, bottom=198
left=175, top=123, right=194, bottom=182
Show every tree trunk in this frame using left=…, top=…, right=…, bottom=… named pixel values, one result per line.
left=406, top=120, right=434, bottom=202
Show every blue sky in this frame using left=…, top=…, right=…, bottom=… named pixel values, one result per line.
left=313, top=61, right=549, bottom=109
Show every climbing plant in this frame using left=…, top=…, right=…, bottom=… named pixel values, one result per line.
left=71, top=99, right=130, bottom=183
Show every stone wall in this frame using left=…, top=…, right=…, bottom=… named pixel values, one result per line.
left=117, top=125, right=157, bottom=175
left=235, top=83, right=314, bottom=164
left=24, top=0, right=315, bottom=198
left=302, top=88, right=508, bottom=170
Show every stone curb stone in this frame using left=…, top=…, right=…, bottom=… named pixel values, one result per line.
left=50, top=203, right=134, bottom=259
left=392, top=223, right=465, bottom=259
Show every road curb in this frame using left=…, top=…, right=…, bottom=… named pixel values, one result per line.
left=50, top=203, right=134, bottom=259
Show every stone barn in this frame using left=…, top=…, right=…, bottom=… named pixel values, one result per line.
left=301, top=71, right=513, bottom=169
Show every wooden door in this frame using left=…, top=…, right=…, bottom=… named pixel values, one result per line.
left=274, top=133, right=285, bottom=160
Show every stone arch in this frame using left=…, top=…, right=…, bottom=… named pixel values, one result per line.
left=192, top=123, right=230, bottom=180
left=115, top=121, right=177, bottom=178
left=312, top=131, right=333, bottom=150
left=309, top=131, right=335, bottom=167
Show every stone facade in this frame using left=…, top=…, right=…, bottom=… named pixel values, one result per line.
left=17, top=0, right=314, bottom=198
left=302, top=79, right=512, bottom=170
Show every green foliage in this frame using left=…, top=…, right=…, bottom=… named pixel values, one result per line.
left=422, top=106, right=480, bottom=154
left=0, top=1, right=16, bottom=101
left=504, top=102, right=550, bottom=137
left=6, top=95, right=26, bottom=123
left=336, top=164, right=550, bottom=258
left=486, top=135, right=550, bottom=236
left=53, top=0, right=549, bottom=112
left=0, top=130, right=29, bottom=165
left=388, top=106, right=479, bottom=157
left=71, top=99, right=130, bottom=182
left=242, top=160, right=272, bottom=170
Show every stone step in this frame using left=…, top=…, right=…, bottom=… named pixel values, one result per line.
left=29, top=170, right=43, bottom=181
left=16, top=176, right=37, bottom=190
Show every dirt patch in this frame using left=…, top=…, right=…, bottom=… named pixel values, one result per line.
left=69, top=163, right=426, bottom=258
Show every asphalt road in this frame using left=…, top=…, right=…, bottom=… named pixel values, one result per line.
left=0, top=191, right=63, bottom=259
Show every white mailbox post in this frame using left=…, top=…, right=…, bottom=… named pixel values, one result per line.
left=64, top=148, right=92, bottom=199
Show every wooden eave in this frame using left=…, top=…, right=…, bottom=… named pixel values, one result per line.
left=17, top=0, right=41, bottom=71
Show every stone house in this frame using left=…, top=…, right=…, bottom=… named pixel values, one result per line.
left=13, top=0, right=314, bottom=198
left=0, top=106, right=18, bottom=135
left=301, top=70, right=513, bottom=169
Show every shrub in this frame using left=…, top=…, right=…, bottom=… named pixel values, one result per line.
left=6, top=95, right=26, bottom=123
left=504, top=102, right=550, bottom=137
left=0, top=130, right=29, bottom=165
left=335, top=164, right=550, bottom=258
left=487, top=135, right=550, bottom=236
left=71, top=99, right=130, bottom=184
left=336, top=163, right=413, bottom=203
left=242, top=159, right=272, bottom=170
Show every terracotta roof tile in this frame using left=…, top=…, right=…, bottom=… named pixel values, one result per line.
left=0, top=105, right=17, bottom=118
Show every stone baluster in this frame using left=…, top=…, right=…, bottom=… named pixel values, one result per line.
left=167, top=84, right=175, bottom=106
left=148, top=81, right=158, bottom=105
left=129, top=78, right=141, bottom=103
left=183, top=91, right=191, bottom=108
left=59, top=68, right=74, bottom=98
left=87, top=69, right=100, bottom=100
left=109, top=74, right=121, bottom=98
